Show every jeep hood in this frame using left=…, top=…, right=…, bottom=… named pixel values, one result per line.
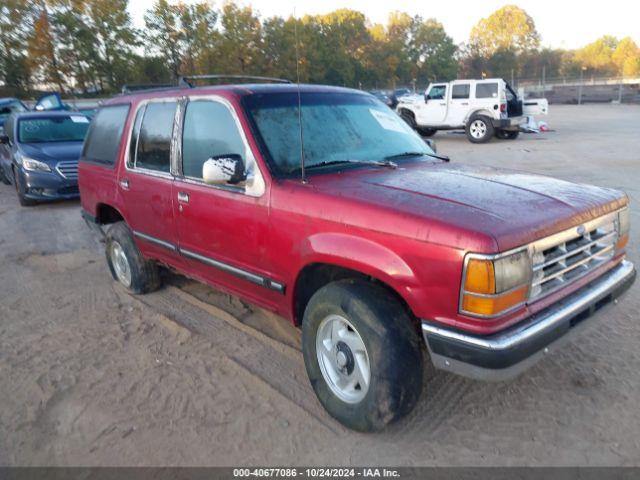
left=309, top=161, right=627, bottom=251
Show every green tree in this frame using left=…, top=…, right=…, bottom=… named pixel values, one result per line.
left=469, top=5, right=540, bottom=57
left=0, top=0, right=34, bottom=94
left=215, top=2, right=263, bottom=75
left=27, top=1, right=66, bottom=93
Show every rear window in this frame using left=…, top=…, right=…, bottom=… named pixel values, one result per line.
left=475, top=83, right=498, bottom=98
left=82, top=104, right=130, bottom=166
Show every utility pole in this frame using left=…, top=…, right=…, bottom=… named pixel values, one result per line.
left=578, top=66, right=586, bottom=105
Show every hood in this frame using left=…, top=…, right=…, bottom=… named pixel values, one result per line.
left=307, top=161, right=627, bottom=252
left=20, top=141, right=83, bottom=164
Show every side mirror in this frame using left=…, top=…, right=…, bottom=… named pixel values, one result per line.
left=202, top=154, right=246, bottom=185
left=424, top=138, right=437, bottom=153
left=0, top=134, right=9, bottom=145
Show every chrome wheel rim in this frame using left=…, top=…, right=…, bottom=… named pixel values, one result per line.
left=470, top=119, right=487, bottom=138
left=109, top=241, right=132, bottom=287
left=316, top=314, right=371, bottom=404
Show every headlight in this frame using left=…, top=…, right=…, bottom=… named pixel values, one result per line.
left=22, top=157, right=52, bottom=173
left=616, top=207, right=630, bottom=251
left=460, top=249, right=532, bottom=318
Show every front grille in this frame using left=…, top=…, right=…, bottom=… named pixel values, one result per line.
left=529, top=213, right=618, bottom=300
left=56, top=160, right=78, bottom=179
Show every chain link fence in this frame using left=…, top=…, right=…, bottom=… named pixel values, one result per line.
left=513, top=75, right=640, bottom=104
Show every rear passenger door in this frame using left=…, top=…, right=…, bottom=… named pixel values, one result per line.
left=118, top=99, right=183, bottom=267
left=173, top=96, right=281, bottom=310
left=448, top=83, right=471, bottom=126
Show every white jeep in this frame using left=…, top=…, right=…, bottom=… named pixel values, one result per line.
left=396, top=78, right=548, bottom=143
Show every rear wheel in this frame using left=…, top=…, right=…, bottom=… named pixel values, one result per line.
left=496, top=129, right=520, bottom=140
left=105, top=222, right=161, bottom=294
left=466, top=115, right=494, bottom=143
left=14, top=169, right=36, bottom=206
left=302, top=279, right=423, bottom=432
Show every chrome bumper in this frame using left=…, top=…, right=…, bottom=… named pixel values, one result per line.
left=421, top=260, right=636, bottom=381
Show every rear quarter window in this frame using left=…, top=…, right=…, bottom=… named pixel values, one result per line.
left=475, top=83, right=498, bottom=99
left=81, top=104, right=131, bottom=166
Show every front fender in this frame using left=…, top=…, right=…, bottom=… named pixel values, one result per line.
left=301, top=232, right=418, bottom=287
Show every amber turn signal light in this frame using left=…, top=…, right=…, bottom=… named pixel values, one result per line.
left=462, top=285, right=529, bottom=317
left=616, top=233, right=629, bottom=251
left=464, top=259, right=496, bottom=294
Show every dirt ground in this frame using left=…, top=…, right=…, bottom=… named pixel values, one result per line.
left=0, top=104, right=639, bottom=466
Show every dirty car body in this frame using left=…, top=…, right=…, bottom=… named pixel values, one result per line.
left=78, top=83, right=635, bottom=431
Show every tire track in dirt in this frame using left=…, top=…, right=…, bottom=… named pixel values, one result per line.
left=128, top=285, right=343, bottom=434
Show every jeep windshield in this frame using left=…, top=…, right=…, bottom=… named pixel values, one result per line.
left=243, top=91, right=433, bottom=176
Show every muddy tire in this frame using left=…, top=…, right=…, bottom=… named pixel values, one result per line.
left=105, top=222, right=161, bottom=294
left=496, top=129, right=519, bottom=140
left=466, top=114, right=494, bottom=143
left=302, top=279, right=423, bottom=432
left=14, top=169, right=36, bottom=206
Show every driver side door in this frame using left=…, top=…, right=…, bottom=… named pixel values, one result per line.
left=173, top=96, right=282, bottom=310
left=416, top=84, right=448, bottom=125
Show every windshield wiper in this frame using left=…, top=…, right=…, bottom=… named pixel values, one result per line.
left=290, top=159, right=398, bottom=174
left=384, top=151, right=450, bottom=162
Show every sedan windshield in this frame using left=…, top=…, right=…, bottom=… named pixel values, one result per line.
left=18, top=115, right=90, bottom=143
left=243, top=92, right=432, bottom=176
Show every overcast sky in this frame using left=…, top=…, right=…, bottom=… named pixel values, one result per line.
left=128, top=0, right=640, bottom=50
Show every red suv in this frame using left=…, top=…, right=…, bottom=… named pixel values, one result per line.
left=79, top=78, right=635, bottom=432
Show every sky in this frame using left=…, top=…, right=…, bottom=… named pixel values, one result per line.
left=128, top=0, right=640, bottom=50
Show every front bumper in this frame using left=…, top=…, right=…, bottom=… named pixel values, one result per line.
left=21, top=169, right=79, bottom=200
left=421, top=260, right=636, bottom=381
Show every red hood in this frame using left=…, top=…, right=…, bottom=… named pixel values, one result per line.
left=303, top=161, right=627, bottom=252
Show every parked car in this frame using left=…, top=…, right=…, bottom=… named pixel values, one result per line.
left=397, top=78, right=548, bottom=143
left=0, top=111, right=90, bottom=205
left=369, top=89, right=397, bottom=109
left=79, top=80, right=634, bottom=432
left=0, top=97, right=28, bottom=133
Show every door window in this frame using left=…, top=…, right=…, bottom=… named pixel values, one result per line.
left=135, top=102, right=176, bottom=173
left=452, top=84, right=470, bottom=99
left=182, top=100, right=245, bottom=180
left=82, top=104, right=130, bottom=166
left=427, top=85, right=447, bottom=100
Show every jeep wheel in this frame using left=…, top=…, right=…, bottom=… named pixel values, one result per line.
left=302, top=279, right=423, bottom=432
left=418, top=128, right=436, bottom=137
left=14, top=169, right=36, bottom=206
left=399, top=109, right=417, bottom=130
left=466, top=115, right=494, bottom=143
left=496, top=129, right=520, bottom=140
left=105, top=222, right=161, bottom=294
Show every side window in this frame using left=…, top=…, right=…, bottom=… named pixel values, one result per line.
left=182, top=100, right=245, bottom=180
left=475, top=83, right=498, bottom=99
left=427, top=85, right=447, bottom=100
left=135, top=102, right=176, bottom=173
left=81, top=104, right=130, bottom=166
left=452, top=84, right=470, bottom=99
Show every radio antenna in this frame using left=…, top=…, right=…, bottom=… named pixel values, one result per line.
left=293, top=9, right=306, bottom=183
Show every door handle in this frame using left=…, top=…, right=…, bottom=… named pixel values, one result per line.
left=177, top=191, right=189, bottom=204
left=439, top=102, right=446, bottom=106
left=119, top=179, right=130, bottom=190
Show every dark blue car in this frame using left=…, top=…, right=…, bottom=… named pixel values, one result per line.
left=0, top=111, right=90, bottom=206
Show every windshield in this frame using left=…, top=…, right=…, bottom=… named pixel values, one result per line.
left=18, top=115, right=90, bottom=143
left=243, top=92, right=432, bottom=176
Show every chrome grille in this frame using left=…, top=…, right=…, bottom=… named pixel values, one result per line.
left=529, top=213, right=618, bottom=300
left=56, top=160, right=78, bottom=179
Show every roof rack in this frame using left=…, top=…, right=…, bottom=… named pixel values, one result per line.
left=178, top=74, right=292, bottom=88
left=120, top=83, right=179, bottom=94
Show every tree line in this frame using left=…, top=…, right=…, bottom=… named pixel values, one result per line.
left=1, top=1, right=639, bottom=97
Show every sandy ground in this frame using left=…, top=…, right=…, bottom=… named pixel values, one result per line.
left=0, top=104, right=639, bottom=466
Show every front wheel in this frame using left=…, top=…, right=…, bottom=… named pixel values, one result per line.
left=418, top=127, right=436, bottom=137
left=302, top=279, right=423, bottom=432
left=105, top=222, right=161, bottom=294
left=466, top=115, right=494, bottom=143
